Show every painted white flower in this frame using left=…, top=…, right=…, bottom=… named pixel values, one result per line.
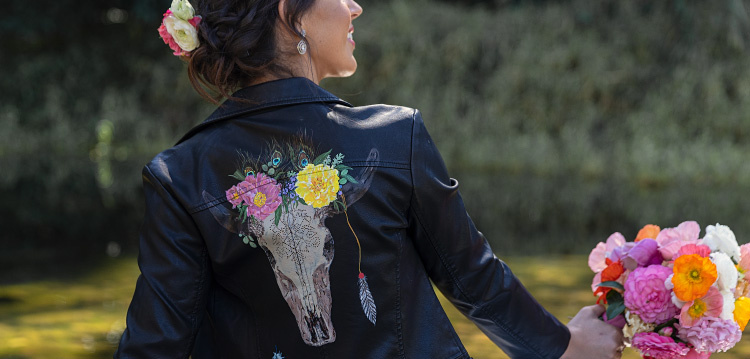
left=163, top=15, right=200, bottom=52
left=170, top=0, right=195, bottom=20
left=703, top=223, right=741, bottom=263
left=711, top=251, right=739, bottom=293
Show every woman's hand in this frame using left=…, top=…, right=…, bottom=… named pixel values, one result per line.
left=560, top=305, right=624, bottom=359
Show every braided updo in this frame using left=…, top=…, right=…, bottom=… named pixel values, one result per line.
left=188, top=0, right=315, bottom=103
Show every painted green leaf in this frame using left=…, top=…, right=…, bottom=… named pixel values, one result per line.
left=339, top=178, right=347, bottom=185
left=262, top=164, right=268, bottom=171
left=268, top=168, right=275, bottom=175
left=230, top=170, right=245, bottom=181
left=274, top=206, right=282, bottom=226
left=597, top=281, right=625, bottom=292
left=345, top=174, right=358, bottom=184
left=313, top=149, right=332, bottom=165
left=248, top=241, right=257, bottom=248
left=341, top=169, right=349, bottom=176
left=242, top=236, right=249, bottom=244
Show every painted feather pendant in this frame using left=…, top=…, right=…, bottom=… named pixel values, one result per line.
left=358, top=272, right=377, bottom=325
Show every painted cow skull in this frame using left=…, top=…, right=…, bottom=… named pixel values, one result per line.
left=205, top=148, right=378, bottom=346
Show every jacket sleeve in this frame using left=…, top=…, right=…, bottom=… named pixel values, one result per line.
left=115, top=162, right=211, bottom=359
left=407, top=109, right=570, bottom=359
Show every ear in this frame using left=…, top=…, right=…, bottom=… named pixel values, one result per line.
left=277, top=0, right=304, bottom=37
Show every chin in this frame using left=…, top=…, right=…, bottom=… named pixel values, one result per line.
left=338, top=59, right=358, bottom=77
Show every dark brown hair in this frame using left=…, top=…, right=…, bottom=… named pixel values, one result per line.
left=187, top=0, right=315, bottom=104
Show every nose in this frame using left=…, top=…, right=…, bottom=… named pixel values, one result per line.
left=349, top=0, right=362, bottom=20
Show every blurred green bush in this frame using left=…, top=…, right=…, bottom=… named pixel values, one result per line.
left=3, top=0, right=750, bottom=270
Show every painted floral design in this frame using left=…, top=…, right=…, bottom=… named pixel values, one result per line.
left=240, top=173, right=282, bottom=220
left=209, top=140, right=379, bottom=346
left=295, top=163, right=340, bottom=208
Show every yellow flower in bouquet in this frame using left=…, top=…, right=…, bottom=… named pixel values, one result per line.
left=672, top=254, right=718, bottom=302
left=735, top=297, right=750, bottom=331
left=295, top=163, right=340, bottom=208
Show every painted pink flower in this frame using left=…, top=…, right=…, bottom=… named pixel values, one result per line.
left=656, top=221, right=701, bottom=260
left=226, top=181, right=252, bottom=208
left=680, top=287, right=724, bottom=327
left=623, top=238, right=662, bottom=270
left=675, top=243, right=712, bottom=259
left=677, top=316, right=742, bottom=353
left=624, top=265, right=680, bottom=323
left=631, top=332, right=690, bottom=359
left=239, top=173, right=282, bottom=221
left=589, top=232, right=627, bottom=272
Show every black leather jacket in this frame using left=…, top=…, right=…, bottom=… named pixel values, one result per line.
left=115, top=77, right=570, bottom=359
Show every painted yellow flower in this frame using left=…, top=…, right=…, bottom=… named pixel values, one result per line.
left=295, top=164, right=340, bottom=208
left=735, top=297, right=750, bottom=331
left=672, top=254, right=718, bottom=302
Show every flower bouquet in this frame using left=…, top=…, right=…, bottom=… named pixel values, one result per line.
left=589, top=221, right=750, bottom=358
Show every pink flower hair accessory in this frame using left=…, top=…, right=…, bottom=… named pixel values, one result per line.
left=158, top=0, right=201, bottom=57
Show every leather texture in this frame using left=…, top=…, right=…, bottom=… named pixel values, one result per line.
left=115, top=77, right=570, bottom=359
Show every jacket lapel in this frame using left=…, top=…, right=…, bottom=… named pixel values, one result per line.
left=177, top=77, right=352, bottom=144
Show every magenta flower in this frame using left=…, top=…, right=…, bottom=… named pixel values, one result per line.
left=675, top=243, right=712, bottom=259
left=623, top=238, right=662, bottom=270
left=602, top=312, right=626, bottom=329
left=656, top=221, right=701, bottom=260
left=683, top=349, right=711, bottom=359
left=677, top=316, right=742, bottom=353
left=226, top=181, right=252, bottom=208
left=239, top=173, right=282, bottom=221
left=631, top=332, right=690, bottom=359
left=624, top=265, right=680, bottom=323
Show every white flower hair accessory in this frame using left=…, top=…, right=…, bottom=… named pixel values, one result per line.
left=158, top=0, right=201, bottom=57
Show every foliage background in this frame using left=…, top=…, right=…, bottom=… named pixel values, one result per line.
left=3, top=0, right=750, bottom=356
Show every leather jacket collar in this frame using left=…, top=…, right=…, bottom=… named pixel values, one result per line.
left=177, top=77, right=352, bottom=144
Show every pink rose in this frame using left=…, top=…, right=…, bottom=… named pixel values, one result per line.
left=624, top=265, right=679, bottom=323
left=632, top=332, right=690, bottom=359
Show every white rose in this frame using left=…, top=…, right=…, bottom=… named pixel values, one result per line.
left=164, top=15, right=200, bottom=52
left=703, top=223, right=741, bottom=263
left=711, top=251, right=739, bottom=293
left=170, top=0, right=195, bottom=20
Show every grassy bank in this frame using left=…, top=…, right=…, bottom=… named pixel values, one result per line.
left=2, top=256, right=749, bottom=358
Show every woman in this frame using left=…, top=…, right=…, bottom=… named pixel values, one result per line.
left=116, top=0, right=624, bottom=358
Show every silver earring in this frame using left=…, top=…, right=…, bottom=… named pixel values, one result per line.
left=297, top=29, right=307, bottom=55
